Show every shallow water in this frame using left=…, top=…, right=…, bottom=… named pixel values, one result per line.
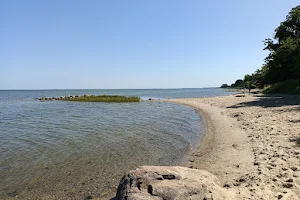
left=0, top=88, right=233, bottom=199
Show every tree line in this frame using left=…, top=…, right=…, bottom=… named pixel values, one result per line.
left=222, top=5, right=300, bottom=94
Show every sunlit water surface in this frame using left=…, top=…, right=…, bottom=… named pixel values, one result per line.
left=0, top=88, right=234, bottom=199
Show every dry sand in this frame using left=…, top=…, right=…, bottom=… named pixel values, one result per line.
left=165, top=94, right=300, bottom=200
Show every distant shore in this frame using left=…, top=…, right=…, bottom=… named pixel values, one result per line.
left=165, top=94, right=300, bottom=199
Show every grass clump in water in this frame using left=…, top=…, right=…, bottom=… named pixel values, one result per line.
left=64, top=95, right=141, bottom=103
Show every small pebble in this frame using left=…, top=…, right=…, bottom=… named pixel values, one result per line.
left=286, top=178, right=293, bottom=183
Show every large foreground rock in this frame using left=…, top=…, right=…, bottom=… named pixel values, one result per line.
left=115, top=166, right=233, bottom=200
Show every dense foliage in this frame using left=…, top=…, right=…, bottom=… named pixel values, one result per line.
left=222, top=6, right=300, bottom=94
left=263, top=80, right=300, bottom=94
left=263, top=5, right=300, bottom=84
left=220, top=84, right=229, bottom=88
left=231, top=79, right=245, bottom=88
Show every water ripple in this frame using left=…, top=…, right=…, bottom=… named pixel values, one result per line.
left=0, top=89, right=233, bottom=199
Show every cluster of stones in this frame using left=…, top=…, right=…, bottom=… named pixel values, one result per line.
left=38, top=94, right=90, bottom=101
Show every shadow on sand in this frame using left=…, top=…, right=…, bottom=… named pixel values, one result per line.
left=289, top=119, right=300, bottom=123
left=227, top=94, right=300, bottom=109
left=290, top=137, right=300, bottom=147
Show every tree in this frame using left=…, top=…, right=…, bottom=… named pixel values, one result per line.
left=251, top=66, right=268, bottom=89
left=220, top=84, right=229, bottom=88
left=263, top=5, right=300, bottom=84
left=232, top=79, right=244, bottom=88
left=229, top=6, right=300, bottom=94
left=243, top=74, right=255, bottom=92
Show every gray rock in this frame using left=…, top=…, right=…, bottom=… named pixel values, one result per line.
left=115, top=166, right=233, bottom=200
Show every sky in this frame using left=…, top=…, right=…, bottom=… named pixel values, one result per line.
left=0, top=0, right=299, bottom=89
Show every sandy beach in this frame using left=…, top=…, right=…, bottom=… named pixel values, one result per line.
left=166, top=94, right=300, bottom=200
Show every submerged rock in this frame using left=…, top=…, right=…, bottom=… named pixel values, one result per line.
left=114, top=166, right=233, bottom=200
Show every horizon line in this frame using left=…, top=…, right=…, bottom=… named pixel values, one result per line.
left=0, top=87, right=220, bottom=91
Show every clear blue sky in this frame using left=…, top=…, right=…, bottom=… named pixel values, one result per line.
left=1, top=0, right=299, bottom=89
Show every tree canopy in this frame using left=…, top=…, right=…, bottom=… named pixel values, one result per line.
left=263, top=5, right=300, bottom=84
left=226, top=5, right=300, bottom=93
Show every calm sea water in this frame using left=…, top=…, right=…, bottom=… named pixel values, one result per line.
left=0, top=88, right=233, bottom=199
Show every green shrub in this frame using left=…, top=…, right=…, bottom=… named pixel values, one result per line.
left=263, top=80, right=300, bottom=94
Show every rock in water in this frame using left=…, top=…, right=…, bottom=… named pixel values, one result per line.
left=114, top=166, right=233, bottom=200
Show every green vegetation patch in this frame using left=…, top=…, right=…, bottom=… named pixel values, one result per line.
left=263, top=80, right=300, bottom=95
left=224, top=6, right=300, bottom=95
left=64, top=95, right=141, bottom=103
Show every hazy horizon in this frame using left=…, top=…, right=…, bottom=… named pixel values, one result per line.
left=0, top=87, right=222, bottom=91
left=1, top=0, right=299, bottom=89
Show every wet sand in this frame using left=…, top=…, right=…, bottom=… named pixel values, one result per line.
left=166, top=94, right=300, bottom=199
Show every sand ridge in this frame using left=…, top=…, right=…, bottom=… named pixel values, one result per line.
left=165, top=94, right=300, bottom=200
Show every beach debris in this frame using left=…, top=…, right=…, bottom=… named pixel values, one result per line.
left=7, top=191, right=17, bottom=197
left=84, top=195, right=93, bottom=200
left=290, top=166, right=297, bottom=171
left=282, top=183, right=293, bottom=188
left=235, top=94, right=245, bottom=97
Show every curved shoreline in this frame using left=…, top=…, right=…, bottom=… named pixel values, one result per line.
left=163, top=99, right=218, bottom=168
left=164, top=98, right=254, bottom=185
left=163, top=95, right=300, bottom=199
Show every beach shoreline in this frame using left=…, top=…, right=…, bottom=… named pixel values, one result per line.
left=164, top=94, right=300, bottom=199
